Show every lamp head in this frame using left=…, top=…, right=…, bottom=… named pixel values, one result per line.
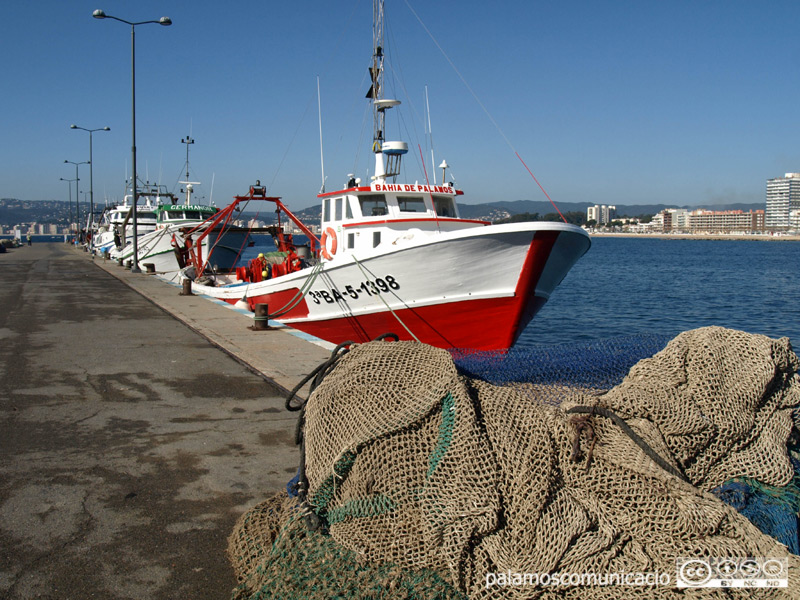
left=159, top=16, right=172, bottom=26
left=92, top=9, right=106, bottom=19
left=103, top=126, right=110, bottom=131
left=70, top=124, right=77, bottom=129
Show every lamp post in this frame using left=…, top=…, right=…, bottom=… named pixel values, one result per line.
left=70, top=124, right=110, bottom=230
left=59, top=177, right=77, bottom=238
left=64, top=160, right=89, bottom=240
left=93, top=9, right=172, bottom=272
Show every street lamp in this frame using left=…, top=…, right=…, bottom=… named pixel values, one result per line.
left=59, top=177, right=77, bottom=238
left=70, top=124, right=110, bottom=230
left=64, top=160, right=89, bottom=240
left=93, top=9, right=172, bottom=272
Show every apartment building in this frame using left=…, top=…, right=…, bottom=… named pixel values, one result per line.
left=586, top=204, right=616, bottom=225
left=687, top=209, right=765, bottom=232
left=766, top=172, right=800, bottom=230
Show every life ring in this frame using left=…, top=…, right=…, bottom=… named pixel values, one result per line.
left=320, top=227, right=338, bottom=260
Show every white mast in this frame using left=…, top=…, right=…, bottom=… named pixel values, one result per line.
left=369, top=0, right=407, bottom=183
left=179, top=134, right=200, bottom=205
left=425, top=85, right=436, bottom=185
left=317, top=76, right=326, bottom=193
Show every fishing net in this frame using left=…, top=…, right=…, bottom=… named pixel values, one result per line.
left=229, top=327, right=800, bottom=599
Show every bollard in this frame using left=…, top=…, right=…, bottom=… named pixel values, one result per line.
left=250, top=303, right=271, bottom=331
left=117, top=257, right=123, bottom=266
left=124, top=260, right=132, bottom=269
left=143, top=263, right=155, bottom=274
left=180, top=278, right=193, bottom=296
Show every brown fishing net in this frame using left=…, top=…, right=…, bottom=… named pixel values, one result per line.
left=229, top=327, right=800, bottom=599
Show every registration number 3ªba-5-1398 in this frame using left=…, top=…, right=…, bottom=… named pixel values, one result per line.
left=308, top=275, right=400, bottom=304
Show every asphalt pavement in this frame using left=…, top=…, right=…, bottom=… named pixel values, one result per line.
left=0, top=242, right=331, bottom=599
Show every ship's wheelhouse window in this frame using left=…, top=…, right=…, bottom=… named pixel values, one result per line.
left=322, top=198, right=331, bottom=222
left=140, top=212, right=157, bottom=219
left=165, top=210, right=182, bottom=221
left=184, top=211, right=202, bottom=220
left=433, top=195, right=456, bottom=218
left=397, top=196, right=426, bottom=213
left=335, top=197, right=343, bottom=221
left=347, top=233, right=355, bottom=249
left=345, top=198, right=353, bottom=219
left=359, top=194, right=387, bottom=217
left=373, top=231, right=381, bottom=248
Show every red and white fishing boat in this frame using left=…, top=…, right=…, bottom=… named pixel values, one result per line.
left=180, top=0, right=590, bottom=351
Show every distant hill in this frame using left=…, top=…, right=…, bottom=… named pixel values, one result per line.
left=1, top=197, right=766, bottom=229
left=252, top=199, right=766, bottom=223
left=0, top=199, right=70, bottom=227
left=457, top=200, right=765, bottom=220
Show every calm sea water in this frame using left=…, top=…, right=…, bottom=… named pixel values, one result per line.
left=244, top=235, right=799, bottom=348
left=522, top=236, right=800, bottom=347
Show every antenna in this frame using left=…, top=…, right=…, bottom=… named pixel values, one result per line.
left=317, top=76, right=325, bottom=193
left=425, top=86, right=436, bottom=185
left=210, top=173, right=215, bottom=206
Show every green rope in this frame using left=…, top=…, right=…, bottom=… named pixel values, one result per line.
left=265, top=261, right=325, bottom=319
left=309, top=449, right=357, bottom=519
left=327, top=494, right=397, bottom=524
left=427, top=393, right=456, bottom=480
left=352, top=254, right=420, bottom=341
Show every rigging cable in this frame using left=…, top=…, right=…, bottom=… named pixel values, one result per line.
left=402, top=0, right=567, bottom=224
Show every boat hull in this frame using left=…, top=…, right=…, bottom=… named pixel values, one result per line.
left=187, top=222, right=590, bottom=350
left=115, top=226, right=251, bottom=278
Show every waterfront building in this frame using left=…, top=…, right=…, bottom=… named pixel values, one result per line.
left=766, top=172, right=800, bottom=230
left=791, top=208, right=800, bottom=230
left=587, top=204, right=616, bottom=225
left=653, top=209, right=688, bottom=232
left=687, top=209, right=765, bottom=232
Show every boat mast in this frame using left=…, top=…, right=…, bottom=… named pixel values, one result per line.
left=368, top=0, right=407, bottom=183
left=370, top=0, right=386, bottom=156
left=180, top=135, right=200, bottom=206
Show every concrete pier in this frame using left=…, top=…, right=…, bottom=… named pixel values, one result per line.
left=0, top=243, right=331, bottom=599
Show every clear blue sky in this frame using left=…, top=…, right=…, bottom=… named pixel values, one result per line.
left=2, top=0, right=799, bottom=211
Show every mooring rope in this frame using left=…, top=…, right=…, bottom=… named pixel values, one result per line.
left=265, top=261, right=326, bottom=319
left=352, top=255, right=420, bottom=342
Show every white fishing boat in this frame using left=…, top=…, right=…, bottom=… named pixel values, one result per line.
left=90, top=185, right=171, bottom=256
left=113, top=182, right=252, bottom=278
left=177, top=0, right=590, bottom=351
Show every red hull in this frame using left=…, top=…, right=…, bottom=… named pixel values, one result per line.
left=284, top=294, right=549, bottom=350
left=221, top=231, right=561, bottom=350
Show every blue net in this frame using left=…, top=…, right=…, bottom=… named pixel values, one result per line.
left=713, top=454, right=800, bottom=555
left=451, top=334, right=673, bottom=402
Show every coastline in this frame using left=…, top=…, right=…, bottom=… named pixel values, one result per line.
left=589, top=232, right=800, bottom=241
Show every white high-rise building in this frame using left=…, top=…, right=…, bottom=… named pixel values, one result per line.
left=766, top=173, right=800, bottom=230
left=586, top=204, right=616, bottom=225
